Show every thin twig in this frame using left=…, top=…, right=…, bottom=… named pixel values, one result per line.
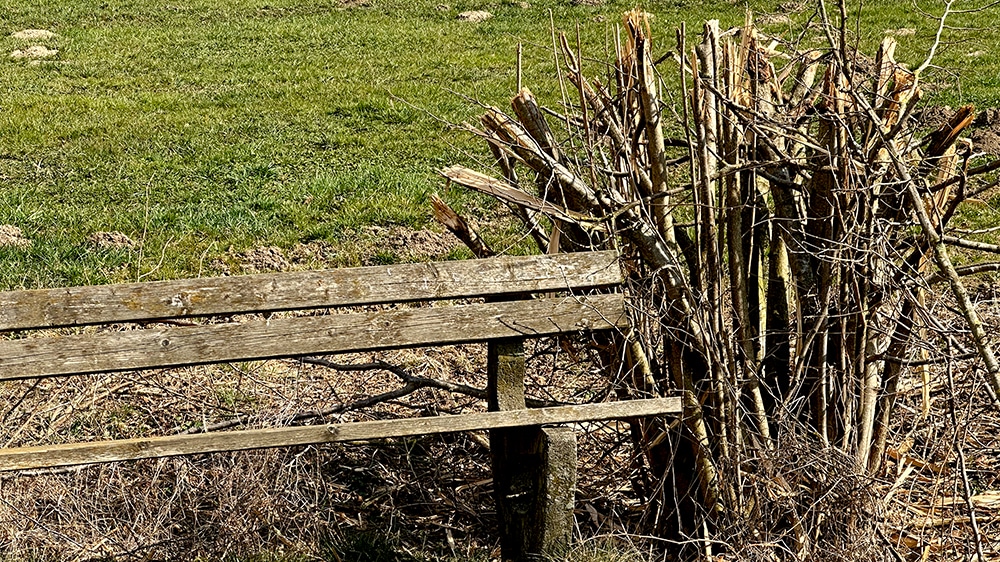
left=180, top=357, right=559, bottom=435
left=945, top=346, right=987, bottom=562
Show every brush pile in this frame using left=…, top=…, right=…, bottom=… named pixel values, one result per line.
left=439, top=7, right=1000, bottom=560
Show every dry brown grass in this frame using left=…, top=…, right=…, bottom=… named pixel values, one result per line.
left=2, top=303, right=998, bottom=561
left=876, top=346, right=1000, bottom=559
left=0, top=331, right=647, bottom=561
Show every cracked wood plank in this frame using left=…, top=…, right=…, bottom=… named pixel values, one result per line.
left=0, top=294, right=627, bottom=379
left=0, top=251, right=621, bottom=331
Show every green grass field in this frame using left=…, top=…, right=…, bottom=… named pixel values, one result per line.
left=1, top=0, right=997, bottom=290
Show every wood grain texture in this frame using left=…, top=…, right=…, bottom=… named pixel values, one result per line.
left=0, top=397, right=682, bottom=471
left=0, top=294, right=628, bottom=379
left=488, top=338, right=537, bottom=558
left=0, top=251, right=621, bottom=331
left=440, top=166, right=595, bottom=225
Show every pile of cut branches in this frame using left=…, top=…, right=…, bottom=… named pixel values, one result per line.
left=438, top=4, right=1000, bottom=560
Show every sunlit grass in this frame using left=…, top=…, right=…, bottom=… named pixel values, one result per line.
left=1, top=0, right=997, bottom=288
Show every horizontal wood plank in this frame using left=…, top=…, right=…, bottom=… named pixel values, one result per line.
left=0, top=251, right=621, bottom=331
left=0, top=397, right=682, bottom=471
left=0, top=294, right=628, bottom=379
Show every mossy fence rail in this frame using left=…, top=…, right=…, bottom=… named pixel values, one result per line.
left=0, top=249, right=681, bottom=560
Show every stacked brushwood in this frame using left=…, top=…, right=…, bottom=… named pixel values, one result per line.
left=437, top=8, right=1000, bottom=560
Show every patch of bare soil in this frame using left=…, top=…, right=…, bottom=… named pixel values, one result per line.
left=211, top=242, right=341, bottom=275
left=0, top=224, right=31, bottom=248
left=776, top=0, right=807, bottom=12
left=757, top=13, right=791, bottom=25
left=234, top=245, right=292, bottom=273
left=87, top=231, right=136, bottom=249
left=211, top=227, right=456, bottom=275
left=365, top=226, right=459, bottom=263
left=970, top=108, right=1000, bottom=156
left=916, top=105, right=957, bottom=131
left=970, top=129, right=1000, bottom=157
left=11, top=29, right=56, bottom=40
left=456, top=10, right=492, bottom=22
left=285, top=240, right=339, bottom=266
left=9, top=45, right=57, bottom=60
left=916, top=106, right=1000, bottom=156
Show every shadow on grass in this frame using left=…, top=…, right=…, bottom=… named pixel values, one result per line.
left=323, top=530, right=421, bottom=562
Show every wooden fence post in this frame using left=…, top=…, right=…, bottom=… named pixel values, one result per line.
left=488, top=338, right=577, bottom=560
left=538, top=426, right=577, bottom=552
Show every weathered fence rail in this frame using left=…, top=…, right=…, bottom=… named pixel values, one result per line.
left=0, top=398, right=679, bottom=470
left=0, top=250, right=681, bottom=560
